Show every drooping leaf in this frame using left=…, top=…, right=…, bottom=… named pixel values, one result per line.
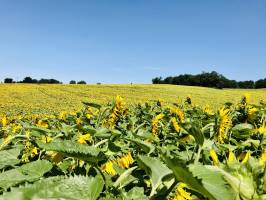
left=231, top=123, right=253, bottom=139
left=122, top=187, right=149, bottom=200
left=137, top=155, right=172, bottom=197
left=163, top=154, right=216, bottom=200
left=0, top=148, right=21, bottom=169
left=127, top=138, right=155, bottom=154
left=209, top=166, right=258, bottom=200
left=183, top=122, right=204, bottom=146
left=0, top=175, right=104, bottom=200
left=0, top=160, right=52, bottom=189
left=189, top=164, right=236, bottom=200
left=37, top=140, right=105, bottom=162
left=114, top=166, right=138, bottom=188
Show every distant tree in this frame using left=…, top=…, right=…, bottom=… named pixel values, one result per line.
left=38, top=79, right=48, bottom=84
left=152, top=77, right=163, bottom=84
left=77, top=81, right=86, bottom=84
left=163, top=76, right=173, bottom=84
left=23, top=77, right=34, bottom=83
left=38, top=78, right=61, bottom=84
left=49, top=79, right=61, bottom=84
left=238, top=81, right=255, bottom=89
left=32, top=79, right=38, bottom=83
left=4, top=78, right=13, bottom=83
left=255, top=78, right=266, bottom=88
left=69, top=80, right=76, bottom=84
left=152, top=71, right=263, bottom=89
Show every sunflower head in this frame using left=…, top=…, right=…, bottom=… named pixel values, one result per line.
left=241, top=93, right=250, bottom=105
left=152, top=113, right=164, bottom=135
left=259, top=149, right=266, bottom=165
left=171, top=182, right=192, bottom=200
left=116, top=152, right=134, bottom=169
left=217, top=107, right=231, bottom=143
left=77, top=133, right=91, bottom=144
left=101, top=160, right=116, bottom=176
left=210, top=149, right=219, bottom=166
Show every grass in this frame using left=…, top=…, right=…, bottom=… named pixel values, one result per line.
left=1, top=83, right=265, bottom=115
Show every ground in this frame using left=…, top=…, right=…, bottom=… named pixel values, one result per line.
left=1, top=84, right=265, bottom=115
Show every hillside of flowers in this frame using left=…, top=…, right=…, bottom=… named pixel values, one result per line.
left=0, top=95, right=265, bottom=200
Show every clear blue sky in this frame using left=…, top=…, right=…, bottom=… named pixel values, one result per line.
left=0, top=0, right=265, bottom=83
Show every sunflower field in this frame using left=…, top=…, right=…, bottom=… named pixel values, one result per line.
left=0, top=95, right=265, bottom=200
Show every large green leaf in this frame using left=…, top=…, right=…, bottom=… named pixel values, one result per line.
left=0, top=160, right=52, bottom=189
left=231, top=123, right=253, bottom=139
left=137, top=155, right=173, bottom=197
left=0, top=148, right=21, bottom=169
left=37, top=140, right=105, bottom=162
left=163, top=155, right=216, bottom=200
left=189, top=164, right=235, bottom=200
left=0, top=175, right=104, bottom=200
left=209, top=166, right=259, bottom=200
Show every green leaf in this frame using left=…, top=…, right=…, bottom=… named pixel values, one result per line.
left=163, top=155, right=216, bottom=200
left=189, top=164, right=235, bottom=200
left=0, top=148, right=21, bottom=169
left=122, top=187, right=149, bottom=200
left=231, top=123, right=253, bottom=139
left=1, top=175, right=104, bottom=200
left=37, top=140, right=105, bottom=163
left=127, top=138, right=155, bottom=154
left=94, top=128, right=112, bottom=138
left=0, top=160, right=52, bottom=189
left=137, top=155, right=172, bottom=197
left=134, top=129, right=158, bottom=141
left=183, top=122, right=204, bottom=146
left=209, top=166, right=258, bottom=200
left=114, top=166, right=138, bottom=188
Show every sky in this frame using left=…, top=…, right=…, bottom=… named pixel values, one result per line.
left=0, top=0, right=265, bottom=84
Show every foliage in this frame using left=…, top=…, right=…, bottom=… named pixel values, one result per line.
left=4, top=76, right=62, bottom=84
left=0, top=95, right=265, bottom=199
left=4, top=78, right=13, bottom=83
left=77, top=80, right=87, bottom=84
left=152, top=71, right=266, bottom=89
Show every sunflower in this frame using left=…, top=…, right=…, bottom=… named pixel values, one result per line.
left=171, top=117, right=181, bottom=132
left=116, top=152, right=134, bottom=169
left=169, top=106, right=185, bottom=123
left=1, top=115, right=7, bottom=127
left=240, top=151, right=251, bottom=164
left=179, top=135, right=194, bottom=142
left=256, top=124, right=266, bottom=134
left=77, top=133, right=91, bottom=144
left=171, top=183, right=192, bottom=200
left=101, top=160, right=116, bottom=176
left=41, top=135, right=53, bottom=143
left=259, top=149, right=266, bottom=165
left=37, top=120, right=49, bottom=128
left=107, top=96, right=126, bottom=129
left=210, top=149, right=219, bottom=166
left=152, top=113, right=164, bottom=135
left=217, top=107, right=231, bottom=143
left=227, top=150, right=236, bottom=164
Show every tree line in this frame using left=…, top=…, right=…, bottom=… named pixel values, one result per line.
left=3, top=77, right=87, bottom=84
left=152, top=71, right=266, bottom=89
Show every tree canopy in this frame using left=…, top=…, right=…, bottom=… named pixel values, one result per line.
left=152, top=71, right=266, bottom=89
